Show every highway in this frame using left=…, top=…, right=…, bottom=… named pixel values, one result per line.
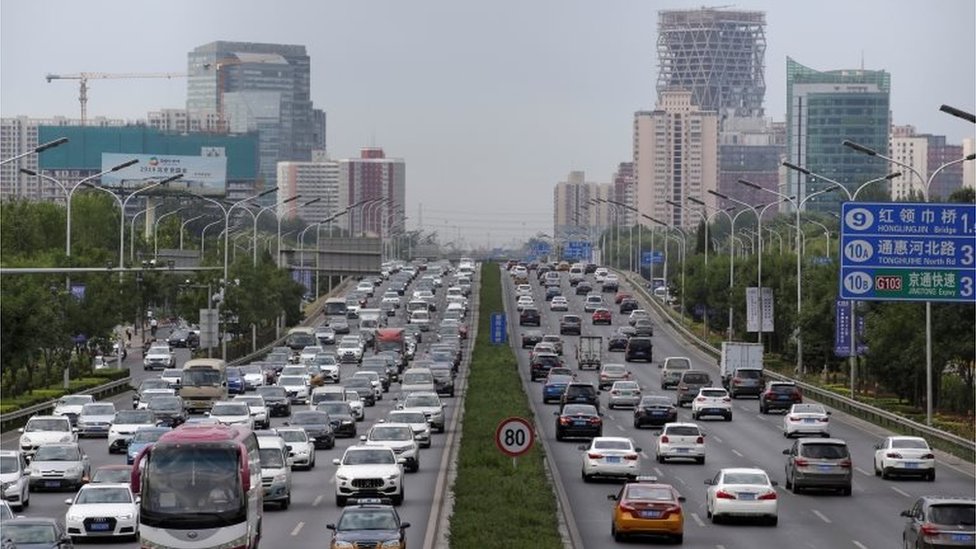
left=503, top=265, right=976, bottom=549
left=2, top=266, right=474, bottom=549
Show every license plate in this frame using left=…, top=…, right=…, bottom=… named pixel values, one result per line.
left=606, top=456, right=621, bottom=463
left=89, top=522, right=110, bottom=531
left=651, top=411, right=664, bottom=416
left=45, top=481, right=61, bottom=488
left=777, top=395, right=790, bottom=400
left=676, top=448, right=689, bottom=454
left=574, top=420, right=587, bottom=426
left=738, top=493, right=755, bottom=500
left=639, top=510, right=661, bottom=518
left=951, top=534, right=973, bottom=542
left=803, top=419, right=816, bottom=423
left=818, top=465, right=833, bottom=471
left=905, top=462, right=919, bottom=468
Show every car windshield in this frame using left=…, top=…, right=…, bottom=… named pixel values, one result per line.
left=92, top=468, right=130, bottom=483
left=371, top=427, right=413, bottom=441
left=792, top=404, right=825, bottom=414
left=561, top=405, right=596, bottom=416
left=149, top=398, right=181, bottom=411
left=82, top=404, right=116, bottom=415
left=665, top=358, right=691, bottom=369
left=641, top=397, right=671, bottom=407
left=770, top=384, right=796, bottom=393
left=603, top=366, right=625, bottom=375
left=343, top=449, right=395, bottom=465
left=681, top=373, right=709, bottom=383
left=390, top=412, right=426, bottom=424
left=34, top=446, right=79, bottom=461
left=259, top=448, right=285, bottom=468
left=665, top=426, right=701, bottom=436
left=723, top=472, right=769, bottom=485
left=26, top=419, right=70, bottom=432
left=76, top=487, right=132, bottom=504
left=182, top=370, right=222, bottom=386
left=614, top=382, right=639, bottom=391
left=929, top=504, right=976, bottom=526
left=593, top=440, right=631, bottom=451
left=338, top=509, right=399, bottom=530
left=403, top=372, right=433, bottom=384
left=212, top=404, right=249, bottom=416
left=1, top=524, right=58, bottom=544
left=132, top=430, right=167, bottom=443
left=735, top=369, right=761, bottom=379
left=278, top=430, right=307, bottom=443
left=149, top=346, right=170, bottom=353
left=627, top=486, right=673, bottom=501
left=547, top=375, right=573, bottom=385
left=257, top=387, right=286, bottom=398
left=241, top=365, right=262, bottom=375
left=700, top=389, right=727, bottom=398
left=891, top=438, right=929, bottom=449
left=235, top=397, right=263, bottom=407
left=115, top=410, right=155, bottom=423
left=799, top=443, right=849, bottom=459
left=139, top=379, right=170, bottom=391
left=292, top=412, right=328, bottom=425
left=0, top=456, right=20, bottom=473
left=60, top=396, right=92, bottom=406
left=279, top=376, right=305, bottom=386
left=404, top=395, right=440, bottom=407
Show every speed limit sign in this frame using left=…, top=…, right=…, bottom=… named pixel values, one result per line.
left=495, top=417, right=534, bottom=458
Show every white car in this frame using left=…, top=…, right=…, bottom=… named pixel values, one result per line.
left=19, top=415, right=76, bottom=455
left=52, top=394, right=95, bottom=425
left=107, top=409, right=156, bottom=454
left=277, top=375, right=310, bottom=404
left=352, top=371, right=384, bottom=401
left=594, top=268, right=609, bottom=282
left=345, top=391, right=366, bottom=421
left=360, top=423, right=421, bottom=473
left=705, top=467, right=779, bottom=525
left=233, top=395, right=270, bottom=429
left=516, top=296, right=535, bottom=312
left=332, top=446, right=405, bottom=506
left=207, top=401, right=254, bottom=429
left=159, top=368, right=182, bottom=387
left=583, top=294, right=604, bottom=312
left=300, top=346, right=324, bottom=364
left=136, top=388, right=176, bottom=409
left=607, top=381, right=642, bottom=409
left=315, top=325, right=337, bottom=344
left=628, top=309, right=651, bottom=326
left=398, top=391, right=446, bottom=433
left=64, top=483, right=139, bottom=540
left=0, top=450, right=31, bottom=510
left=314, top=356, right=341, bottom=383
left=143, top=344, right=175, bottom=370
left=782, top=403, right=831, bottom=438
left=655, top=422, right=706, bottom=464
left=277, top=428, right=315, bottom=470
left=239, top=364, right=266, bottom=390
left=356, top=281, right=375, bottom=297
left=409, top=310, right=432, bottom=331
left=873, top=436, right=936, bottom=480
left=77, top=402, right=117, bottom=438
left=256, top=435, right=293, bottom=509
left=550, top=296, right=569, bottom=312
left=337, top=340, right=364, bottom=363
left=579, top=437, right=642, bottom=482
left=515, top=284, right=533, bottom=297
left=381, top=292, right=402, bottom=308
left=691, top=387, right=733, bottom=421
left=386, top=410, right=432, bottom=449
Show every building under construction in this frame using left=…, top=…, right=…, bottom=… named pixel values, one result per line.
left=657, top=8, right=767, bottom=121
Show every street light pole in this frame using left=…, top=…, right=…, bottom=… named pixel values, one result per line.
left=179, top=214, right=207, bottom=250
left=278, top=197, right=321, bottom=268
left=153, top=207, right=187, bottom=259
left=254, top=195, right=299, bottom=267
left=1, top=137, right=69, bottom=167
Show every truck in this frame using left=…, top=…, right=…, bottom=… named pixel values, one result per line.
left=576, top=336, right=602, bottom=370
left=719, top=341, right=764, bottom=397
left=179, top=358, right=228, bottom=413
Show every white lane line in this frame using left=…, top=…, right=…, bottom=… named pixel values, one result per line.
left=755, top=414, right=766, bottom=421
left=855, top=466, right=871, bottom=477
left=690, top=512, right=705, bottom=527
left=731, top=449, right=743, bottom=457
left=891, top=486, right=912, bottom=498
left=852, top=541, right=869, bottom=549
left=291, top=522, right=305, bottom=536
left=712, top=436, right=723, bottom=443
left=811, top=509, right=832, bottom=524
left=675, top=477, right=686, bottom=485
left=654, top=467, right=664, bottom=477
left=616, top=425, right=626, bottom=432
left=640, top=452, right=649, bottom=459
left=312, top=495, right=323, bottom=507
left=717, top=545, right=728, bottom=549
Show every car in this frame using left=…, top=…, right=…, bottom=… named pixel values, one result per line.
left=278, top=375, right=311, bottom=404
left=331, top=317, right=351, bottom=334
left=783, top=438, right=853, bottom=495
left=52, top=394, right=95, bottom=426
left=167, top=328, right=197, bottom=348
left=607, top=381, right=642, bottom=409
left=515, top=295, right=535, bottom=312
left=346, top=378, right=377, bottom=407
left=628, top=309, right=651, bottom=325
left=542, top=374, right=574, bottom=404
left=27, top=443, right=90, bottom=491
left=344, top=391, right=367, bottom=421
left=226, top=367, right=245, bottom=395
left=633, top=396, right=678, bottom=428
left=544, top=286, right=562, bottom=301
left=276, top=428, right=315, bottom=470
left=583, top=294, right=605, bottom=312
left=316, top=324, right=337, bottom=345
left=705, top=468, right=779, bottom=525
left=601, top=274, right=619, bottom=292
left=541, top=334, right=564, bottom=355
left=619, top=298, right=639, bottom=314
left=659, top=356, right=692, bottom=390
left=143, top=344, right=175, bottom=370
left=397, top=392, right=446, bottom=433
left=145, top=395, right=186, bottom=428
left=760, top=381, right=802, bottom=414
left=106, top=409, right=156, bottom=454
left=520, top=329, right=544, bottom=349
left=353, top=371, right=385, bottom=401
left=560, top=382, right=600, bottom=411
left=207, top=401, right=254, bottom=429
left=125, top=427, right=171, bottom=465
left=64, top=483, right=139, bottom=541
left=233, top=395, right=271, bottom=430
left=337, top=339, right=364, bottom=363
left=76, top=403, right=116, bottom=438
left=131, top=379, right=170, bottom=409
left=530, top=342, right=559, bottom=361
left=256, top=435, right=293, bottom=509
left=89, top=464, right=131, bottom=485
left=608, top=477, right=685, bottom=543
left=691, top=387, right=733, bottom=421
left=655, top=423, right=706, bottom=464
left=314, top=401, right=359, bottom=438
left=286, top=410, right=336, bottom=449
left=0, top=450, right=30, bottom=510
left=559, top=315, right=582, bottom=335
left=633, top=318, right=655, bottom=337
left=159, top=368, right=182, bottom=388
left=782, top=403, right=830, bottom=437
left=598, top=364, right=632, bottom=390
left=900, top=496, right=975, bottom=549
left=675, top=370, right=713, bottom=407
left=554, top=403, right=603, bottom=441
left=726, top=367, right=765, bottom=398
left=624, top=336, right=653, bottom=362
left=332, top=446, right=405, bottom=506
left=360, top=423, right=420, bottom=473
left=519, top=307, right=541, bottom=326
left=607, top=332, right=629, bottom=352
left=579, top=437, right=642, bottom=482
left=515, top=283, right=533, bottom=297
left=0, top=518, right=73, bottom=549
left=239, top=364, right=267, bottom=390
left=530, top=352, right=563, bottom=381
left=327, top=497, right=411, bottom=547
left=591, top=308, right=612, bottom=325
left=18, top=416, right=75, bottom=456
left=575, top=281, right=593, bottom=295
left=550, top=296, right=570, bottom=311
left=874, top=436, right=937, bottom=481
left=256, top=385, right=292, bottom=417
left=429, top=364, right=456, bottom=397
left=387, top=410, right=432, bottom=449
left=548, top=366, right=575, bottom=378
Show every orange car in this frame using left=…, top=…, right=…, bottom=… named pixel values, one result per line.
left=607, top=477, right=685, bottom=543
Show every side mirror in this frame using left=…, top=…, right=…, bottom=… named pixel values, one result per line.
left=770, top=481, right=779, bottom=487
left=397, top=457, right=407, bottom=464
left=826, top=411, right=832, bottom=415
left=577, top=445, right=588, bottom=451
left=634, top=447, right=642, bottom=453
left=283, top=422, right=290, bottom=426
left=900, top=510, right=912, bottom=518
left=704, top=479, right=714, bottom=486
left=657, top=363, right=663, bottom=368
left=874, top=443, right=882, bottom=450
left=782, top=449, right=790, bottom=455
left=360, top=435, right=367, bottom=442
left=326, top=524, right=336, bottom=531
left=135, top=496, right=141, bottom=504
left=65, top=498, right=73, bottom=505
left=17, top=428, right=24, bottom=433
left=606, top=494, right=618, bottom=501
left=285, top=445, right=293, bottom=452
left=204, top=412, right=211, bottom=417
left=553, top=411, right=560, bottom=416
left=332, top=458, right=341, bottom=466
left=401, top=522, right=411, bottom=529
left=677, top=496, right=686, bottom=502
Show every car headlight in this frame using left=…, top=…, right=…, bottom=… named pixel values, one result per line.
left=61, top=435, right=74, bottom=442
left=67, top=465, right=84, bottom=476
left=20, top=436, right=30, bottom=445
left=381, top=540, right=403, bottom=549
left=1, top=482, right=12, bottom=493
left=68, top=513, right=86, bottom=522
left=273, top=472, right=288, bottom=484
left=117, top=513, right=134, bottom=520
left=333, top=542, right=355, bottom=549
left=336, top=474, right=348, bottom=481
left=386, top=474, right=399, bottom=480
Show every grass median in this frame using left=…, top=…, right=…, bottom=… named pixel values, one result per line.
left=449, top=264, right=563, bottom=549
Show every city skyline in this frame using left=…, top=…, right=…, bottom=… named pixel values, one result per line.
left=2, top=0, right=974, bottom=248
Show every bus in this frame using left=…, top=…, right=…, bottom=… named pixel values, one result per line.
left=180, top=359, right=228, bottom=414
left=323, top=297, right=348, bottom=318
left=284, top=327, right=316, bottom=355
left=132, top=424, right=262, bottom=549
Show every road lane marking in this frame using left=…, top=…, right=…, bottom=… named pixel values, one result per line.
left=675, top=477, right=686, bottom=485
left=690, top=512, right=705, bottom=527
left=852, top=542, right=869, bottom=549
left=616, top=425, right=626, bottom=432
left=731, top=449, right=743, bottom=457
left=291, top=522, right=304, bottom=536
left=855, top=466, right=871, bottom=476
left=312, top=495, right=323, bottom=507
left=712, top=436, right=723, bottom=443
left=811, top=509, right=832, bottom=524
left=640, top=452, right=649, bottom=459
left=891, top=486, right=912, bottom=498
left=654, top=467, right=664, bottom=477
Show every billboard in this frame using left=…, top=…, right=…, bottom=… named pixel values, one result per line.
left=100, top=153, right=227, bottom=196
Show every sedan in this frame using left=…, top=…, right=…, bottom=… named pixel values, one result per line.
left=542, top=374, right=574, bottom=404
left=559, top=315, right=582, bottom=336
left=655, top=423, right=705, bottom=464
left=874, top=436, right=936, bottom=481
left=286, top=410, right=336, bottom=449
left=28, top=443, right=91, bottom=491
left=591, top=308, right=612, bottom=325
left=550, top=296, right=569, bottom=312
left=554, top=404, right=603, bottom=441
left=579, top=437, right=641, bottom=482
left=705, top=468, right=779, bottom=526
left=521, top=329, right=544, bottom=349
left=783, top=403, right=830, bottom=437
left=607, top=333, right=629, bottom=352
left=126, top=427, right=171, bottom=465
left=598, top=364, right=632, bottom=390
left=618, top=298, right=639, bottom=314
left=633, top=396, right=677, bottom=428
left=607, top=381, right=642, bottom=409
left=277, top=427, right=316, bottom=470
left=89, top=465, right=131, bottom=484
left=64, top=483, right=139, bottom=541
left=1, top=518, right=72, bottom=549
left=208, top=401, right=254, bottom=429
left=608, top=479, right=685, bottom=543
left=314, top=402, right=359, bottom=438
left=633, top=319, right=654, bottom=337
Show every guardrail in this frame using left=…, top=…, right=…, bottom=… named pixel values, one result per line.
left=618, top=270, right=976, bottom=464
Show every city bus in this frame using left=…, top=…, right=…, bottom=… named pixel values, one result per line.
left=180, top=359, right=228, bottom=414
left=132, top=424, right=262, bottom=549
left=323, top=297, right=348, bottom=318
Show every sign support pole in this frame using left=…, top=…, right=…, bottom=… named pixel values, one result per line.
left=849, top=300, right=856, bottom=400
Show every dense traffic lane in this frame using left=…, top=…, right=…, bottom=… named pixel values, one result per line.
left=504, top=266, right=975, bottom=548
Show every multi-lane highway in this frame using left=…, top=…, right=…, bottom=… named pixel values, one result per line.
left=1, top=266, right=475, bottom=549
left=503, top=265, right=975, bottom=549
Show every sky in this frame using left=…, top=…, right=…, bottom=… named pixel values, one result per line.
left=2, top=0, right=974, bottom=249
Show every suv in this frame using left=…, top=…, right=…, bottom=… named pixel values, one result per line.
left=18, top=416, right=75, bottom=456
left=674, top=370, right=713, bottom=407
left=519, top=307, right=541, bottom=326
left=901, top=496, right=975, bottom=548
left=52, top=394, right=95, bottom=426
left=783, top=438, right=852, bottom=495
left=521, top=329, right=544, bottom=349
left=760, top=381, right=802, bottom=414
left=530, top=352, right=563, bottom=381
left=659, top=356, right=692, bottom=390
left=624, top=337, right=653, bottom=362
left=360, top=423, right=421, bottom=473
left=583, top=295, right=604, bottom=313
left=332, top=446, right=405, bottom=506
left=726, top=367, right=764, bottom=398
left=560, top=382, right=600, bottom=412
left=559, top=315, right=582, bottom=336
left=257, top=434, right=293, bottom=509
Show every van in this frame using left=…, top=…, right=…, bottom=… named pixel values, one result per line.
left=675, top=370, right=713, bottom=407
left=659, top=356, right=692, bottom=390
left=257, top=435, right=293, bottom=508
left=568, top=266, right=585, bottom=286
left=625, top=337, right=653, bottom=363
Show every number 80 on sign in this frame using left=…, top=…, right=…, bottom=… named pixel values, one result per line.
left=495, top=417, right=535, bottom=458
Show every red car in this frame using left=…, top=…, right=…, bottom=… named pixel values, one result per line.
left=592, top=308, right=613, bottom=325
left=615, top=292, right=634, bottom=304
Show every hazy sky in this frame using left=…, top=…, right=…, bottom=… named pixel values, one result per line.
left=2, top=0, right=974, bottom=248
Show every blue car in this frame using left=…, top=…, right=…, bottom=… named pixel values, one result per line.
left=227, top=367, right=245, bottom=395
left=542, top=374, right=573, bottom=404
left=126, top=426, right=171, bottom=464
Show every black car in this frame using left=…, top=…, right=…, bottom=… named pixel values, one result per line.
left=619, top=298, right=639, bottom=314
left=625, top=337, right=653, bottom=362
left=530, top=352, right=563, bottom=381
left=429, top=364, right=456, bottom=397
left=286, top=410, right=336, bottom=449
left=167, top=329, right=198, bottom=349
left=607, top=333, right=629, bottom=352
left=559, top=315, right=582, bottom=336
left=760, top=381, right=802, bottom=414
left=256, top=385, right=292, bottom=417
left=633, top=395, right=678, bottom=428
left=519, top=307, right=541, bottom=326
left=313, top=402, right=358, bottom=437
left=560, top=382, right=600, bottom=411
left=327, top=498, right=410, bottom=549
left=544, top=286, right=561, bottom=301
left=1, top=518, right=73, bottom=549
left=345, top=378, right=377, bottom=406
left=147, top=396, right=187, bottom=428
left=554, top=403, right=603, bottom=441
left=584, top=263, right=598, bottom=274
left=521, top=329, right=544, bottom=349
left=575, top=282, right=593, bottom=295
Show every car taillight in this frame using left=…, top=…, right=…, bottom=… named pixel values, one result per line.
left=788, top=415, right=799, bottom=421
left=758, top=491, right=778, bottom=500
left=817, top=417, right=829, bottom=422
left=589, top=417, right=602, bottom=425
left=732, top=379, right=743, bottom=385
left=619, top=502, right=639, bottom=514
left=696, top=436, right=704, bottom=444
left=679, top=385, right=687, bottom=390
left=660, top=436, right=669, bottom=443
left=921, top=453, right=935, bottom=459
left=559, top=417, right=572, bottom=425
left=696, top=397, right=706, bottom=402
left=794, top=458, right=809, bottom=467
left=588, top=452, right=603, bottom=459
left=715, top=490, right=736, bottom=499
left=722, top=397, right=731, bottom=402
left=839, top=459, right=852, bottom=468
left=660, top=505, right=682, bottom=519
left=611, top=390, right=619, bottom=395
left=886, top=452, right=903, bottom=459
left=624, top=454, right=639, bottom=461
left=920, top=523, right=940, bottom=537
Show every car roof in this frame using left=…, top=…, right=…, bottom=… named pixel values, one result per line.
left=796, top=438, right=848, bottom=445
left=591, top=436, right=632, bottom=444
left=719, top=467, right=769, bottom=475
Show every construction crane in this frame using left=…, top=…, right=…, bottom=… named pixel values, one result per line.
left=45, top=72, right=187, bottom=125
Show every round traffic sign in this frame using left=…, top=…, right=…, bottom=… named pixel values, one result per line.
left=495, top=417, right=534, bottom=458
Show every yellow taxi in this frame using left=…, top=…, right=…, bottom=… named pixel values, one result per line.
left=607, top=476, right=685, bottom=543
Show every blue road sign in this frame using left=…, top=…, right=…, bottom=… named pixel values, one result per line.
left=834, top=299, right=867, bottom=357
left=563, top=241, right=592, bottom=261
left=490, top=312, right=507, bottom=344
left=531, top=242, right=552, bottom=256
left=839, top=202, right=976, bottom=302
left=641, top=251, right=664, bottom=265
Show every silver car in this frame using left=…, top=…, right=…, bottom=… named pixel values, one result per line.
left=0, top=450, right=31, bottom=510
left=607, top=381, right=642, bottom=409
left=77, top=402, right=117, bottom=438
left=27, top=443, right=91, bottom=491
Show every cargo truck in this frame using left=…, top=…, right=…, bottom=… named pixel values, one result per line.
left=576, top=336, right=602, bottom=370
left=719, top=341, right=764, bottom=398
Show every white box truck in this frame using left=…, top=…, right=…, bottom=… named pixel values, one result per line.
left=720, top=342, right=764, bottom=398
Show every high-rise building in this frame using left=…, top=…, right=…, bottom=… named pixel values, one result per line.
left=786, top=57, right=891, bottom=213
left=633, top=90, right=719, bottom=229
left=337, top=148, right=406, bottom=238
left=611, top=162, right=636, bottom=226
left=277, top=154, right=339, bottom=223
left=552, top=171, right=611, bottom=242
left=147, top=109, right=222, bottom=134
left=657, top=8, right=767, bottom=123
left=716, top=117, right=786, bottom=211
